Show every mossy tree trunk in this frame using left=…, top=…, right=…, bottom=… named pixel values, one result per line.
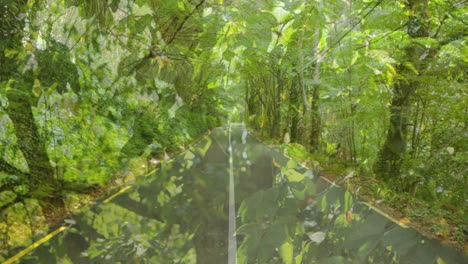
left=374, top=0, right=430, bottom=179
left=1, top=1, right=65, bottom=215
left=6, top=88, right=58, bottom=193
left=288, top=79, right=300, bottom=142
left=309, top=61, right=321, bottom=152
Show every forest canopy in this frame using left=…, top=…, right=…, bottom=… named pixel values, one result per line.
left=0, top=0, right=466, bottom=258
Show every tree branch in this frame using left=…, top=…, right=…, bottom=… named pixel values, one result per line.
left=165, top=0, right=206, bottom=46
left=433, top=14, right=449, bottom=38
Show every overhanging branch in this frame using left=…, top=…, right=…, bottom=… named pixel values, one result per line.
left=165, top=0, right=206, bottom=46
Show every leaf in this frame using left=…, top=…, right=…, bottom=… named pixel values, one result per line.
left=282, top=160, right=304, bottom=182
left=168, top=96, right=184, bottom=118
left=320, top=196, right=327, bottom=212
left=285, top=158, right=297, bottom=169
left=279, top=240, right=294, bottom=264
left=258, top=223, right=288, bottom=262
left=446, top=147, right=455, bottom=155
left=177, top=1, right=185, bottom=11
left=308, top=231, right=326, bottom=244
left=412, top=37, right=440, bottom=49
left=4, top=48, right=18, bottom=58
left=26, top=42, right=35, bottom=52
left=32, top=79, right=42, bottom=97
left=399, top=217, right=411, bottom=225
left=350, top=52, right=359, bottom=66
left=238, top=188, right=279, bottom=222
left=403, top=62, right=419, bottom=75
left=132, top=3, right=153, bottom=16
left=237, top=224, right=262, bottom=263
left=283, top=168, right=305, bottom=182
left=295, top=252, right=304, bottom=264
left=318, top=29, right=328, bottom=51
left=272, top=158, right=282, bottom=168
left=46, top=82, right=59, bottom=96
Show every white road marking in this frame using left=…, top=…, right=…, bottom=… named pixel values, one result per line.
left=228, top=124, right=237, bottom=264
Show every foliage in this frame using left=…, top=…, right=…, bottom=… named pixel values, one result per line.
left=0, top=0, right=227, bottom=256
left=0, top=0, right=466, bottom=260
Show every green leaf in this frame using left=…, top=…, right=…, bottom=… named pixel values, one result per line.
left=132, top=3, right=153, bottom=16
left=239, top=188, right=279, bottom=222
left=403, top=62, right=419, bottom=75
left=4, top=48, right=18, bottom=58
left=320, top=195, right=327, bottom=212
left=279, top=240, right=294, bottom=264
left=282, top=167, right=305, bottom=182
left=237, top=223, right=262, bottom=263
left=295, top=252, right=304, bottom=264
left=178, top=1, right=185, bottom=11
left=350, top=51, right=359, bottom=66
left=318, top=29, right=328, bottom=51
left=32, top=79, right=41, bottom=97
left=289, top=182, right=305, bottom=199
left=258, top=222, right=288, bottom=262
left=45, top=82, right=58, bottom=96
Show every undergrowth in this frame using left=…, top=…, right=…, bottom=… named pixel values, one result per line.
left=278, top=142, right=467, bottom=250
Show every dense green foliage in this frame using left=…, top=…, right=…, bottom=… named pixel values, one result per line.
left=0, top=0, right=466, bottom=260
left=237, top=0, right=466, bottom=230
left=1, top=0, right=228, bottom=255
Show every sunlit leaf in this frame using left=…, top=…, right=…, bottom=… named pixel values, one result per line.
left=32, top=78, right=41, bottom=97
left=279, top=240, right=294, bottom=264
left=308, top=231, right=326, bottom=244
left=446, top=147, right=454, bottom=155
left=399, top=217, right=411, bottom=225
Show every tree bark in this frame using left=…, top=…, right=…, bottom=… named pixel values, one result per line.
left=6, top=88, right=60, bottom=197
left=374, top=0, right=429, bottom=179
left=309, top=62, right=321, bottom=151
left=309, top=28, right=322, bottom=152
left=288, top=79, right=300, bottom=142
left=1, top=1, right=65, bottom=217
left=374, top=82, right=413, bottom=178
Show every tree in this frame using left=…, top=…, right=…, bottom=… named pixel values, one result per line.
left=374, top=0, right=430, bottom=180
left=0, top=1, right=79, bottom=213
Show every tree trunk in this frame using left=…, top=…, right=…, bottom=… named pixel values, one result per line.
left=374, top=82, right=413, bottom=178
left=270, top=69, right=283, bottom=138
left=6, top=88, right=61, bottom=197
left=309, top=28, right=322, bottom=152
left=309, top=62, right=321, bottom=151
left=1, top=2, right=65, bottom=217
left=288, top=79, right=300, bottom=142
left=374, top=0, right=429, bottom=179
